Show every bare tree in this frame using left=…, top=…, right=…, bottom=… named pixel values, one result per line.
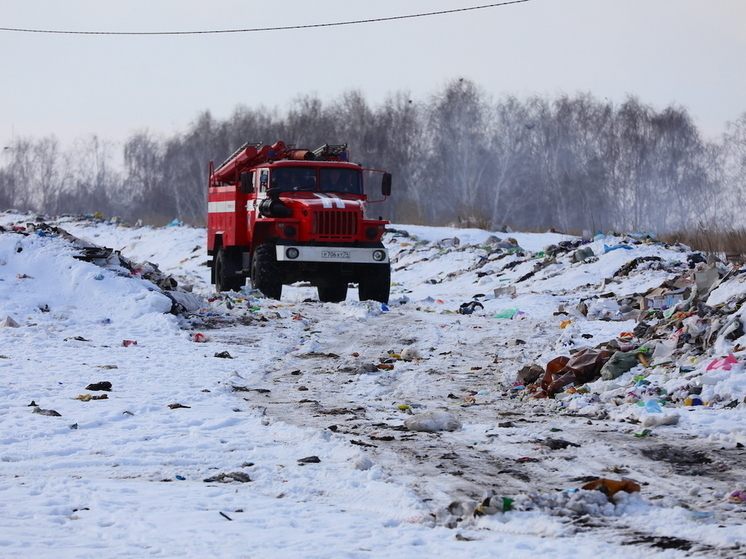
left=719, top=113, right=746, bottom=228
left=485, top=95, right=538, bottom=229
left=373, top=91, right=427, bottom=223
left=58, top=135, right=119, bottom=217
left=425, top=79, right=493, bottom=225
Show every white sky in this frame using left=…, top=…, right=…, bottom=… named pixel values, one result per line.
left=1, top=0, right=745, bottom=147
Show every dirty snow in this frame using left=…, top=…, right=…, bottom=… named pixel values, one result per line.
left=1, top=213, right=746, bottom=558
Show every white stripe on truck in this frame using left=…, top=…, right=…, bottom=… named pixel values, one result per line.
left=208, top=201, right=236, bottom=213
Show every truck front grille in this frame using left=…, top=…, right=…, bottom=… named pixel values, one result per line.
left=313, top=210, right=358, bottom=238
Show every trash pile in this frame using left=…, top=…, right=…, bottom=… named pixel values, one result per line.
left=505, top=236, right=746, bottom=413
left=387, top=226, right=746, bottom=416
left=0, top=219, right=203, bottom=317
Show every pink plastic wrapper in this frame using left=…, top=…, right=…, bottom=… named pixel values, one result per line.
left=706, top=353, right=738, bottom=371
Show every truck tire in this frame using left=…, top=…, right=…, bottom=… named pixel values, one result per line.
left=251, top=244, right=283, bottom=300
left=358, top=264, right=391, bottom=304
left=215, top=247, right=244, bottom=292
left=317, top=280, right=348, bottom=303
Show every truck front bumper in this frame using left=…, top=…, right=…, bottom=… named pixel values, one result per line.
left=275, top=245, right=389, bottom=264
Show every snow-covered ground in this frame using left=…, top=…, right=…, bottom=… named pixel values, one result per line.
left=1, top=213, right=746, bottom=558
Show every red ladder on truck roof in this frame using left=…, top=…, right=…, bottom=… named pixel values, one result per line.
left=209, top=142, right=349, bottom=187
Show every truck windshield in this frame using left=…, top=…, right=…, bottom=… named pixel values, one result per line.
left=271, top=168, right=317, bottom=192
left=320, top=168, right=362, bottom=195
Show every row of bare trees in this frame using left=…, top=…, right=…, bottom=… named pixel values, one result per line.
left=1, top=79, right=744, bottom=233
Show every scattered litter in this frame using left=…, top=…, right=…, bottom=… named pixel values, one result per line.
left=600, top=350, right=646, bottom=381
left=75, top=394, right=108, bottom=401
left=582, top=478, right=641, bottom=498
left=539, top=349, right=613, bottom=397
left=516, top=364, right=544, bottom=386
left=644, top=286, right=691, bottom=310
left=404, top=410, right=462, bottom=432
left=537, top=438, right=580, bottom=450
left=476, top=495, right=514, bottom=515
left=458, top=301, right=484, bottom=315
left=203, top=472, right=251, bottom=483
left=296, top=352, right=340, bottom=359
left=604, top=244, right=634, bottom=253
left=706, top=353, right=739, bottom=372
left=728, top=490, right=746, bottom=503
left=32, top=406, right=61, bottom=417
left=493, top=285, right=516, bottom=297
left=0, top=316, right=20, bottom=328
left=642, top=414, right=679, bottom=427
left=493, top=308, right=519, bottom=319
left=573, top=247, right=595, bottom=262
left=64, top=336, right=90, bottom=342
left=85, top=381, right=112, bottom=391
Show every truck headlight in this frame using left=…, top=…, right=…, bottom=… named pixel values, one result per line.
left=286, top=247, right=300, bottom=259
left=372, top=250, right=386, bottom=262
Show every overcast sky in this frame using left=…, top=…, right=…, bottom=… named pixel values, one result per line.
left=1, top=0, right=744, bottom=147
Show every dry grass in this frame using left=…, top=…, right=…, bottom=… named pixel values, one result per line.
left=660, top=228, right=746, bottom=262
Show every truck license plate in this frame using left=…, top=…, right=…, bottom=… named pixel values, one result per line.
left=322, top=250, right=350, bottom=259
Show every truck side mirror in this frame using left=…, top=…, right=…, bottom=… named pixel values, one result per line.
left=240, top=172, right=254, bottom=194
left=382, top=173, right=392, bottom=197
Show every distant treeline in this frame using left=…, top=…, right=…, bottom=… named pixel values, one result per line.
left=1, top=79, right=745, bottom=233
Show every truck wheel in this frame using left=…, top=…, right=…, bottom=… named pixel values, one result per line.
left=358, top=264, right=390, bottom=303
left=317, top=280, right=348, bottom=303
left=251, top=244, right=283, bottom=300
left=215, top=247, right=244, bottom=292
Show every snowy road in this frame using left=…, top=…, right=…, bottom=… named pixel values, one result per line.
left=208, top=294, right=746, bottom=557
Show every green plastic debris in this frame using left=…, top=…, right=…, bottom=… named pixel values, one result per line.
left=493, top=308, right=519, bottom=319
left=600, top=350, right=642, bottom=381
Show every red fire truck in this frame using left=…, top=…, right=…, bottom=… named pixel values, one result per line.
left=207, top=141, right=392, bottom=303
